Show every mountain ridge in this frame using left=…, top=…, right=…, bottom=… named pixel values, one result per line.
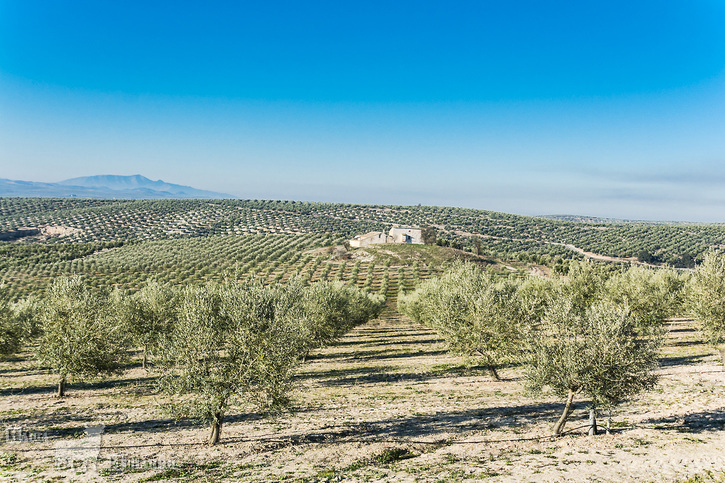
left=0, top=175, right=235, bottom=199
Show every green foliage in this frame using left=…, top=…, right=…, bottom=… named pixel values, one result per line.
left=0, top=287, right=41, bottom=357
left=155, top=280, right=383, bottom=444
left=10, top=296, right=42, bottom=341
left=300, top=281, right=385, bottom=353
left=528, top=300, right=662, bottom=405
left=420, top=226, right=436, bottom=245
left=36, top=277, right=130, bottom=396
left=116, top=280, right=178, bottom=368
left=603, top=266, right=685, bottom=330
left=524, top=262, right=679, bottom=434
left=688, top=250, right=725, bottom=348
left=399, top=261, right=530, bottom=378
left=558, top=261, right=612, bottom=315
left=156, top=282, right=306, bottom=443
left=515, top=275, right=557, bottom=327
left=0, top=298, right=23, bottom=357
left=526, top=300, right=663, bottom=434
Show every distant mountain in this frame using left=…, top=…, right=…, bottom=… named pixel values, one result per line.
left=0, top=175, right=235, bottom=199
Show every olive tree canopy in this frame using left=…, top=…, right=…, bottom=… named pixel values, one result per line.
left=399, top=261, right=534, bottom=380
left=37, top=277, right=129, bottom=397
left=688, top=249, right=725, bottom=364
left=156, top=280, right=383, bottom=444
left=527, top=300, right=663, bottom=435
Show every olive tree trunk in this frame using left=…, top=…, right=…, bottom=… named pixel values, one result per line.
left=57, top=375, right=66, bottom=398
left=488, top=365, right=501, bottom=381
left=209, top=411, right=224, bottom=445
left=553, top=389, right=576, bottom=436
left=588, top=408, right=598, bottom=436
left=606, top=406, right=612, bottom=435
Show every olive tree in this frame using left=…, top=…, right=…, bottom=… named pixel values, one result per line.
left=117, top=281, right=177, bottom=369
left=420, top=226, right=436, bottom=245
left=559, top=261, right=611, bottom=315
left=299, top=280, right=384, bottom=358
left=603, top=266, right=684, bottom=330
left=156, top=282, right=307, bottom=444
left=399, top=262, right=529, bottom=380
left=36, top=277, right=129, bottom=397
left=0, top=295, right=42, bottom=358
left=157, top=280, right=384, bottom=444
left=527, top=300, right=663, bottom=435
left=688, top=249, right=725, bottom=365
left=10, top=296, right=42, bottom=342
left=0, top=298, right=23, bottom=358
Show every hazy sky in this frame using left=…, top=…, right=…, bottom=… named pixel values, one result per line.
left=1, top=1, right=725, bottom=221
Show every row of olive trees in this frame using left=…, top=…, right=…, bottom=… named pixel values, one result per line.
left=398, top=260, right=687, bottom=435
left=688, top=249, right=725, bottom=365
left=1, top=276, right=384, bottom=444
left=0, top=293, right=39, bottom=358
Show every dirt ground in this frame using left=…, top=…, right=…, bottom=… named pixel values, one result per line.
left=1, top=316, right=724, bottom=482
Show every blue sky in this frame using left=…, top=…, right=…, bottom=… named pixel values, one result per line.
left=1, top=1, right=725, bottom=221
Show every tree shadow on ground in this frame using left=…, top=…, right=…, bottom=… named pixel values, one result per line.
left=354, top=331, right=438, bottom=339
left=310, top=365, right=500, bottom=386
left=658, top=354, right=711, bottom=367
left=72, top=375, right=156, bottom=392
left=0, top=366, right=41, bottom=376
left=294, top=365, right=399, bottom=383
left=333, top=336, right=442, bottom=348
left=645, top=408, right=725, bottom=433
left=667, top=340, right=707, bottom=348
left=4, top=411, right=269, bottom=447
left=1, top=411, right=106, bottom=432
left=218, top=402, right=571, bottom=452
left=309, top=347, right=447, bottom=362
left=348, top=349, right=449, bottom=361
left=49, top=402, right=567, bottom=452
left=0, top=375, right=156, bottom=398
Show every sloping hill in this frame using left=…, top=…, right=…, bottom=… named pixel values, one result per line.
left=0, top=198, right=722, bottom=268
left=0, top=231, right=507, bottom=300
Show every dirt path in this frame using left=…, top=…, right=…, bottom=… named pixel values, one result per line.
left=552, top=242, right=645, bottom=265
left=453, top=228, right=655, bottom=267
left=1, top=317, right=724, bottom=481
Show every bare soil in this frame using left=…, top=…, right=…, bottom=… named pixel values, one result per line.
left=1, top=317, right=724, bottom=482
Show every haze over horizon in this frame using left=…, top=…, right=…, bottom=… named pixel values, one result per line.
left=2, top=1, right=725, bottom=222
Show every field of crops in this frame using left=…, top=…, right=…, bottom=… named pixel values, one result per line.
left=3, top=198, right=725, bottom=482
left=3, top=196, right=725, bottom=301
left=0, top=229, right=504, bottom=302
left=2, top=198, right=724, bottom=268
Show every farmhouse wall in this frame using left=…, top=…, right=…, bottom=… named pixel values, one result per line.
left=349, top=231, right=391, bottom=248
left=388, top=227, right=423, bottom=244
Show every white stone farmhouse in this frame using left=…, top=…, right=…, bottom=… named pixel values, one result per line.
left=389, top=226, right=423, bottom=244
left=349, top=231, right=390, bottom=248
left=349, top=226, right=423, bottom=248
